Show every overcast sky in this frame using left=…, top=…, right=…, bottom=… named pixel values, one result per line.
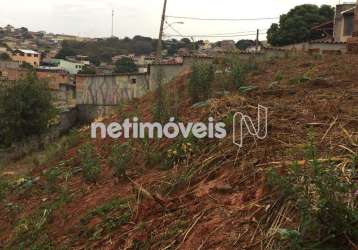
left=0, top=0, right=343, bottom=41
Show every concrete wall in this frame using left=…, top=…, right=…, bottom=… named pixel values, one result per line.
left=76, top=73, right=149, bottom=105
left=182, top=56, right=214, bottom=69
left=279, top=42, right=309, bottom=51
left=36, top=69, right=71, bottom=90
left=309, top=42, right=347, bottom=54
left=278, top=42, right=347, bottom=54
left=149, top=64, right=184, bottom=90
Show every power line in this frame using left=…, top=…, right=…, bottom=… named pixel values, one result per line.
left=189, top=29, right=268, bottom=36
left=165, top=33, right=267, bottom=38
left=165, top=30, right=268, bottom=37
left=166, top=15, right=279, bottom=21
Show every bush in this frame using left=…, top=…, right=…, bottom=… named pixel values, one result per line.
left=152, top=76, right=169, bottom=123
left=114, top=57, right=138, bottom=73
left=164, top=135, right=197, bottom=169
left=108, top=143, right=131, bottom=179
left=230, top=59, right=246, bottom=90
left=0, top=73, right=56, bottom=147
left=0, top=177, right=10, bottom=201
left=268, top=139, right=358, bottom=249
left=78, top=144, right=101, bottom=183
left=188, top=63, right=214, bottom=103
left=43, top=167, right=61, bottom=193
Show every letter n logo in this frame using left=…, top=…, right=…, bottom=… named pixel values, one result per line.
left=233, top=105, right=268, bottom=148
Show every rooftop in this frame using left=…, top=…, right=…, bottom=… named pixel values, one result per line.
left=16, top=49, right=40, bottom=55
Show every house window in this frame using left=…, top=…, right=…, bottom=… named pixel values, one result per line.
left=34, top=54, right=38, bottom=58
left=27, top=53, right=32, bottom=57
left=344, top=14, right=354, bottom=36
left=131, top=78, right=137, bottom=84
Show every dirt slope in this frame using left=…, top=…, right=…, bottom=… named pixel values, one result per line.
left=0, top=54, right=357, bottom=249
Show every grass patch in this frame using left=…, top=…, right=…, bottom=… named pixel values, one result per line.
left=267, top=138, right=358, bottom=249
left=80, top=198, right=132, bottom=240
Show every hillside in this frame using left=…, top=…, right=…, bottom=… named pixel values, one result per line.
left=0, top=54, right=357, bottom=249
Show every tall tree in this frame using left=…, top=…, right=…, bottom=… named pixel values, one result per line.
left=236, top=40, right=256, bottom=50
left=0, top=73, right=56, bottom=146
left=267, top=4, right=335, bottom=46
left=114, top=57, right=138, bottom=74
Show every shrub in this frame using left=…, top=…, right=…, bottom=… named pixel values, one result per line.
left=43, top=167, right=61, bottom=193
left=78, top=144, right=101, bottom=183
left=114, top=57, right=138, bottom=73
left=66, top=129, right=81, bottom=148
left=188, top=62, right=214, bottom=103
left=267, top=139, right=358, bottom=249
left=80, top=198, right=131, bottom=239
left=0, top=73, right=56, bottom=147
left=230, top=59, right=245, bottom=90
left=108, top=143, right=131, bottom=178
left=164, top=135, right=197, bottom=169
left=275, top=71, right=284, bottom=82
left=140, top=135, right=162, bottom=167
left=152, top=82, right=169, bottom=123
left=0, top=177, right=10, bottom=201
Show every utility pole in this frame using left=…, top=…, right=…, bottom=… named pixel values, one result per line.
left=111, top=9, right=114, bottom=37
left=156, top=0, right=168, bottom=63
left=255, top=29, right=259, bottom=53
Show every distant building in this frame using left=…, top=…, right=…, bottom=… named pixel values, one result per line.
left=334, top=3, right=356, bottom=42
left=11, top=49, right=41, bottom=67
left=199, top=40, right=212, bottom=51
left=42, top=59, right=85, bottom=75
left=246, top=45, right=262, bottom=52
left=0, top=46, right=8, bottom=54
left=4, top=25, right=15, bottom=32
left=220, top=40, right=237, bottom=50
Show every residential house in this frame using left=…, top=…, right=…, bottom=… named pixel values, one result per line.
left=334, top=3, right=356, bottom=42
left=347, top=0, right=358, bottom=53
left=11, top=49, right=41, bottom=67
left=5, top=25, right=15, bottom=32
left=47, top=59, right=85, bottom=75
left=199, top=40, right=212, bottom=51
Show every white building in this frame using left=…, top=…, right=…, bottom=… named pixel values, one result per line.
left=41, top=59, right=85, bottom=75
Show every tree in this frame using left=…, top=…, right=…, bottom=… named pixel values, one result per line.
left=236, top=40, right=255, bottom=50
left=55, top=46, right=76, bottom=59
left=0, top=53, right=10, bottom=61
left=0, top=73, right=56, bottom=146
left=180, top=38, right=191, bottom=44
left=54, top=36, right=157, bottom=64
left=267, top=4, right=335, bottom=46
left=114, top=57, right=138, bottom=74
left=78, top=65, right=96, bottom=75
left=89, top=56, right=101, bottom=67
left=188, top=63, right=214, bottom=103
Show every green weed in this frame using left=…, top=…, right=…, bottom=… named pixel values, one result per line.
left=267, top=138, right=358, bottom=249
left=78, top=143, right=101, bottom=183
